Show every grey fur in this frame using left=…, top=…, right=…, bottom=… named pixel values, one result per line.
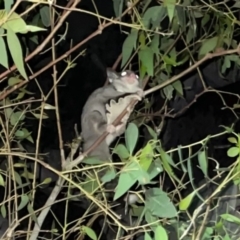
left=81, top=69, right=143, bottom=162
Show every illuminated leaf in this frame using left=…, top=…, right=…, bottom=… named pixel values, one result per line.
left=154, top=225, right=168, bottom=240
left=227, top=147, right=240, bottom=157
left=8, top=77, right=22, bottom=86
left=17, top=195, right=29, bottom=211
left=179, top=191, right=196, bottom=211
left=125, top=123, right=139, bottom=155
left=1, top=11, right=27, bottom=33
left=0, top=35, right=8, bottom=68
left=121, top=29, right=138, bottom=68
left=82, top=226, right=97, bottom=240
left=7, top=26, right=27, bottom=79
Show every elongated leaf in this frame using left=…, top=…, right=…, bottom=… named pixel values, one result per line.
left=198, top=37, right=218, bottom=58
left=139, top=142, right=154, bottom=171
left=1, top=204, right=6, bottom=218
left=121, top=29, right=138, bottom=68
left=114, top=161, right=139, bottom=200
left=40, top=5, right=51, bottom=27
left=7, top=26, right=27, bottom=79
left=179, top=191, right=196, bottom=211
left=27, top=203, right=38, bottom=224
left=25, top=25, right=46, bottom=32
left=113, top=0, right=124, bottom=17
left=17, top=195, right=29, bottom=211
left=150, top=34, right=160, bottom=60
left=0, top=36, right=8, bottom=68
left=0, top=173, right=5, bottom=186
left=139, top=46, right=154, bottom=76
left=1, top=11, right=27, bottom=33
left=125, top=123, right=139, bottom=155
left=163, top=0, right=176, bottom=23
left=198, top=150, right=208, bottom=177
left=4, top=0, right=13, bottom=12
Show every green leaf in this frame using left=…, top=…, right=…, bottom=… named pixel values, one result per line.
left=21, top=128, right=32, bottom=140
left=7, top=26, right=27, bottom=80
left=8, top=77, right=22, bottom=86
left=1, top=11, right=27, bottom=33
left=31, top=112, right=49, bottom=119
left=148, top=160, right=163, bottom=180
left=154, top=225, right=168, bottom=240
left=227, top=147, right=240, bottom=157
left=0, top=173, right=5, bottom=186
left=0, top=36, right=8, bottom=69
left=139, top=142, right=154, bottom=171
left=198, top=150, right=208, bottom=177
left=179, top=191, right=196, bottom=211
left=101, top=168, right=116, bottom=183
left=82, top=226, right=97, bottom=240
left=113, top=0, right=124, bottom=17
left=27, top=203, right=38, bottom=224
left=145, top=232, right=153, bottom=240
left=150, top=34, right=160, bottom=57
left=15, top=130, right=25, bottom=138
left=139, top=46, right=154, bottom=76
left=0, top=204, right=6, bottom=218
left=25, top=25, right=46, bottom=32
left=4, top=0, right=14, bottom=12
left=40, top=5, right=51, bottom=27
left=176, top=5, right=186, bottom=30
left=186, top=26, right=195, bottom=43
left=228, top=137, right=238, bottom=144
left=114, top=161, right=139, bottom=200
left=201, top=14, right=210, bottom=28
left=10, top=111, right=25, bottom=125
left=198, top=37, right=218, bottom=58
left=221, top=213, right=240, bottom=224
left=222, top=55, right=231, bottom=73
left=159, top=147, right=180, bottom=185
left=178, top=146, right=187, bottom=172
left=172, top=80, right=183, bottom=96
left=41, top=178, right=52, bottom=185
left=26, top=134, right=34, bottom=144
left=82, top=157, right=105, bottom=165
left=143, top=6, right=166, bottom=29
left=17, top=195, right=29, bottom=211
left=163, top=0, right=176, bottom=23
left=233, top=1, right=240, bottom=8
left=80, top=177, right=99, bottom=194
left=145, top=125, right=157, bottom=140
left=125, top=123, right=139, bottom=155
left=145, top=210, right=159, bottom=231
left=145, top=188, right=177, bottom=218
left=13, top=171, right=22, bottom=186
left=121, top=29, right=138, bottom=68
left=113, top=144, right=130, bottom=159
left=5, top=106, right=13, bottom=120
